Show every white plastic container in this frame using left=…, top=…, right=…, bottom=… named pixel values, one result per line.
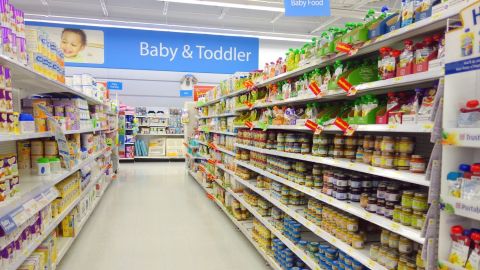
left=37, top=158, right=50, bottom=176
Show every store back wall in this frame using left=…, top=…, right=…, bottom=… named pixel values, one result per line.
left=66, top=39, right=303, bottom=107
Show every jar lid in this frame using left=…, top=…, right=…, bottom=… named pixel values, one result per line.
left=37, top=157, right=49, bottom=163
left=49, top=157, right=60, bottom=162
left=19, top=113, right=34, bottom=121
left=403, top=190, right=414, bottom=195
left=451, top=225, right=464, bottom=235
left=459, top=164, right=471, bottom=172
left=414, top=192, right=427, bottom=198
left=412, top=155, right=423, bottom=158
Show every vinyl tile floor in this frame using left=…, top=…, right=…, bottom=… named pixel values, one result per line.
left=57, top=162, right=271, bottom=270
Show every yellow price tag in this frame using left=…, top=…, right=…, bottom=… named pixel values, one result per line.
left=302, top=255, right=308, bottom=261
left=327, top=197, right=334, bottom=204
left=388, top=124, right=397, bottom=129
left=390, top=223, right=401, bottom=231
left=331, top=238, right=337, bottom=244
left=394, top=76, right=403, bottom=82
left=348, top=162, right=355, bottom=168
left=368, top=166, right=376, bottom=172
left=367, top=259, right=375, bottom=267
left=346, top=247, right=353, bottom=254
left=432, top=12, right=442, bottom=19
left=423, top=123, right=433, bottom=130
left=364, top=212, right=372, bottom=219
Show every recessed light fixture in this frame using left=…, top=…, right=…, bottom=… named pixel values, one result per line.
left=25, top=14, right=311, bottom=42
left=100, top=0, right=109, bottom=17
left=40, top=0, right=48, bottom=6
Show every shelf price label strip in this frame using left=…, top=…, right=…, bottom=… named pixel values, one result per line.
left=0, top=188, right=59, bottom=235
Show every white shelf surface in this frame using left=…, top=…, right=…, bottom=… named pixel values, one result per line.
left=200, top=128, right=237, bottom=136
left=0, top=148, right=111, bottom=226
left=184, top=153, right=207, bottom=160
left=0, top=54, right=104, bottom=105
left=197, top=140, right=236, bottom=156
left=196, top=89, right=249, bottom=108
left=235, top=159, right=425, bottom=244
left=235, top=122, right=433, bottom=133
left=216, top=163, right=236, bottom=177
left=234, top=175, right=387, bottom=270
left=0, top=127, right=108, bottom=142
left=198, top=112, right=238, bottom=119
left=136, top=133, right=184, bottom=136
left=4, top=165, right=110, bottom=270
left=134, top=156, right=184, bottom=160
left=441, top=196, right=480, bottom=221
left=55, top=175, right=112, bottom=266
left=235, top=143, right=429, bottom=186
left=236, top=68, right=442, bottom=112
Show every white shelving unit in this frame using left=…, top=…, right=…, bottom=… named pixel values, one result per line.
left=438, top=4, right=480, bottom=269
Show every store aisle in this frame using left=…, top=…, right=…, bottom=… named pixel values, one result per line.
left=57, top=162, right=271, bottom=270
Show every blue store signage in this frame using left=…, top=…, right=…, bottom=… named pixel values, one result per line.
left=284, top=0, right=330, bottom=16
left=107, top=81, right=123, bottom=90
left=26, top=22, right=259, bottom=74
left=180, top=90, right=193, bottom=97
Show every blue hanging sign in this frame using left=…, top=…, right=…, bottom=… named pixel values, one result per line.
left=284, top=0, right=331, bottom=16
left=180, top=90, right=193, bottom=97
left=107, top=81, right=123, bottom=90
left=26, top=22, right=259, bottom=74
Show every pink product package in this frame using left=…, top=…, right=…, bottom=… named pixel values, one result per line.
left=14, top=8, right=22, bottom=34
left=0, top=0, right=8, bottom=28
left=5, top=67, right=11, bottom=90
left=16, top=36, right=25, bottom=63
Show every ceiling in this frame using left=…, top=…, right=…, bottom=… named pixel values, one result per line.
left=12, top=0, right=402, bottom=41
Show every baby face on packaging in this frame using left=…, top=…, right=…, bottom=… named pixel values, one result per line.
left=61, top=30, right=86, bottom=58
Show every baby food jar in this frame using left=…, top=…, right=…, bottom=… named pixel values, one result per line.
left=345, top=136, right=357, bottom=147
left=410, top=155, right=426, bottom=173
left=381, top=136, right=395, bottom=152
left=335, top=173, right=348, bottom=187
left=360, top=193, right=369, bottom=208
left=385, top=185, right=401, bottom=202
left=412, top=211, right=425, bottom=230
left=355, top=147, right=364, bottom=162
left=370, top=244, right=380, bottom=261
left=347, top=218, right=359, bottom=232
left=397, top=153, right=411, bottom=170
left=374, top=136, right=383, bottom=151
left=412, top=192, right=428, bottom=212
left=381, top=152, right=395, bottom=169
left=398, top=237, right=413, bottom=254
left=349, top=188, right=361, bottom=202
left=401, top=190, right=414, bottom=208
left=363, top=135, right=374, bottom=149
left=381, top=229, right=390, bottom=246
left=398, top=137, right=414, bottom=154
left=393, top=205, right=402, bottom=222
left=376, top=198, right=385, bottom=216
left=384, top=202, right=395, bottom=219
left=317, top=145, right=328, bottom=157
left=344, top=146, right=356, bottom=160
left=389, top=233, right=399, bottom=249
left=377, top=182, right=387, bottom=199
left=333, top=145, right=344, bottom=158
left=352, top=234, right=364, bottom=249
left=334, top=134, right=345, bottom=146
left=372, top=150, right=382, bottom=167
left=366, top=196, right=377, bottom=213
left=400, top=207, right=412, bottom=226
left=363, top=149, right=373, bottom=164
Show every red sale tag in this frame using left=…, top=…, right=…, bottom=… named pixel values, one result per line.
left=305, top=119, right=324, bottom=134
left=208, top=142, right=217, bottom=150
left=334, top=117, right=355, bottom=136
left=208, top=159, right=217, bottom=165
left=244, top=101, right=254, bottom=109
left=245, top=121, right=254, bottom=130
left=207, top=173, right=216, bottom=180
left=243, top=80, right=254, bottom=89
left=199, top=166, right=206, bottom=172
left=337, top=77, right=357, bottom=96
left=308, top=81, right=323, bottom=96
left=336, top=42, right=358, bottom=56
left=207, top=193, right=215, bottom=200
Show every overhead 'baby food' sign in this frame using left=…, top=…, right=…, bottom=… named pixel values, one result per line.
left=284, top=0, right=330, bottom=16
left=26, top=22, right=259, bottom=74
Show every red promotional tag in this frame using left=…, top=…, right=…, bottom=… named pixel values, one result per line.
left=337, top=77, right=357, bottom=96
left=207, top=193, right=215, bottom=200
left=199, top=166, right=206, bottom=173
left=305, top=119, right=324, bottom=134
left=183, top=142, right=189, bottom=148
left=308, top=81, right=323, bottom=97
left=207, top=173, right=216, bottom=180
left=245, top=121, right=254, bottom=130
left=208, top=159, right=217, bottom=165
left=334, top=117, right=355, bottom=136
left=208, top=142, right=217, bottom=150
left=244, top=101, right=254, bottom=109
left=243, top=80, right=254, bottom=89
left=336, top=42, right=358, bottom=56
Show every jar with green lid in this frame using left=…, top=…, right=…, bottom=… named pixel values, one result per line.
left=412, top=211, right=426, bottom=230
left=389, top=233, right=399, bottom=248
left=393, top=205, right=402, bottom=222
left=401, top=191, right=414, bottom=208
left=412, top=192, right=428, bottom=212
left=334, top=134, right=345, bottom=145
left=318, top=145, right=328, bottom=157
left=397, top=153, right=411, bottom=170
left=400, top=207, right=412, bottom=226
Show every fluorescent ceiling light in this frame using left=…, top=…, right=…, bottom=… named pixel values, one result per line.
left=40, top=0, right=48, bottom=6
left=218, top=8, right=227, bottom=20
left=25, top=14, right=311, bottom=42
left=158, top=0, right=283, bottom=12
left=163, top=2, right=169, bottom=15
left=157, top=0, right=367, bottom=18
left=100, top=0, right=108, bottom=17
left=270, top=13, right=282, bottom=23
